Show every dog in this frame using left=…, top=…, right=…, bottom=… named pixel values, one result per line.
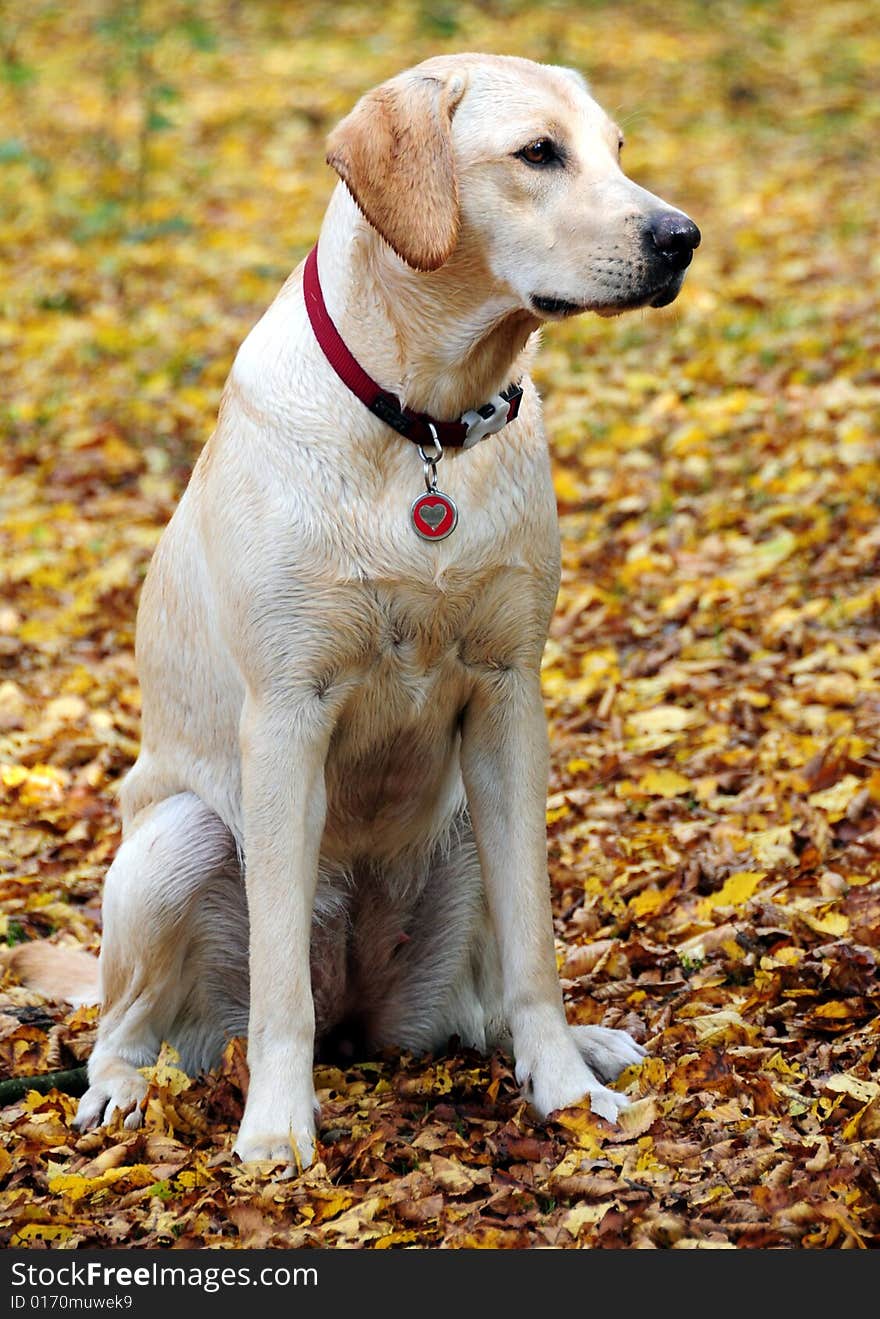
left=12, top=53, right=699, bottom=1170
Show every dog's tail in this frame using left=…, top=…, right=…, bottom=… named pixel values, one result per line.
left=3, top=941, right=100, bottom=1007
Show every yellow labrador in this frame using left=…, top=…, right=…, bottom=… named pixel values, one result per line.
left=16, top=54, right=699, bottom=1170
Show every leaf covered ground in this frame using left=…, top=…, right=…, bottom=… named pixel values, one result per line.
left=1, top=0, right=879, bottom=1250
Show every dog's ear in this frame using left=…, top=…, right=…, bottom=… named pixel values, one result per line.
left=326, top=71, right=466, bottom=273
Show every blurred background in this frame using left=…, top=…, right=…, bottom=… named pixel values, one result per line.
left=1, top=0, right=875, bottom=470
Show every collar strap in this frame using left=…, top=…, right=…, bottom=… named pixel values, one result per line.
left=303, top=245, right=522, bottom=451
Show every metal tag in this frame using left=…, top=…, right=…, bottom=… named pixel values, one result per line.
left=410, top=490, right=458, bottom=541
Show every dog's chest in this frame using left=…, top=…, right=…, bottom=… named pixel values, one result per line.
left=331, top=576, right=487, bottom=750
left=319, top=567, right=544, bottom=849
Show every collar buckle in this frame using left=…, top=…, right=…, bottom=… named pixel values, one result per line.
left=460, top=383, right=524, bottom=449
left=460, top=393, right=513, bottom=450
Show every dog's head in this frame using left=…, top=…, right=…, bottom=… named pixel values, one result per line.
left=326, top=53, right=699, bottom=319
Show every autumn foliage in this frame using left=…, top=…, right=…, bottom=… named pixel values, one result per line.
left=1, top=0, right=878, bottom=1248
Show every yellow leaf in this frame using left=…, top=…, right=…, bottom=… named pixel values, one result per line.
left=615, top=1097, right=658, bottom=1137
left=175, top=1170, right=204, bottom=1189
left=12, top=1224, right=75, bottom=1244
left=561, top=1202, right=607, bottom=1236
left=697, top=1098, right=747, bottom=1123
left=321, top=1195, right=388, bottom=1242
left=761, top=945, right=804, bottom=969
left=637, top=1057, right=667, bottom=1091
left=48, top=1165, right=156, bottom=1202
left=824, top=1074, right=879, bottom=1104
left=637, top=768, right=691, bottom=798
left=697, top=871, right=764, bottom=916
left=728, top=530, right=797, bottom=584
left=842, top=1101, right=878, bottom=1142
left=748, top=826, right=796, bottom=867
left=144, top=1042, right=191, bottom=1096
left=549, top=1148, right=584, bottom=1182
left=738, top=688, right=771, bottom=708
left=629, top=882, right=678, bottom=919
left=375, top=1229, right=420, bottom=1248
left=311, top=1191, right=355, bottom=1223
left=659, top=585, right=698, bottom=619
left=12, top=764, right=70, bottom=807
left=813, top=1001, right=856, bottom=1020
left=766, top=1052, right=803, bottom=1078
left=800, top=910, right=850, bottom=937
left=554, top=1107, right=608, bottom=1157
left=807, top=775, right=863, bottom=821
left=627, top=705, right=704, bottom=736
left=689, top=1009, right=756, bottom=1046
left=553, top=468, right=586, bottom=504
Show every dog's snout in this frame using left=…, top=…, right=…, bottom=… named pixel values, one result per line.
left=646, top=211, right=701, bottom=271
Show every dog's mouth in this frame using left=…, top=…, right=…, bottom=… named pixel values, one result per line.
left=531, top=270, right=687, bottom=320
left=530, top=294, right=585, bottom=318
left=646, top=272, right=685, bottom=308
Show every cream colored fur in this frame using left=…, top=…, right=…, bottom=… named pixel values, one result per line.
left=17, top=54, right=700, bottom=1170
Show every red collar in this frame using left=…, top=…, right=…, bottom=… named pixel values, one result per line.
left=303, top=245, right=522, bottom=451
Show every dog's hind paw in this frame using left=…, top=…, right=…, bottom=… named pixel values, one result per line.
left=74, top=1071, right=148, bottom=1132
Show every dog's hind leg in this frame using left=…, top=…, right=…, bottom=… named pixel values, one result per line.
left=378, top=817, right=645, bottom=1114
left=75, top=792, right=241, bottom=1131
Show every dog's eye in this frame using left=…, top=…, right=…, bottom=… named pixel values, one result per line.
left=516, top=139, right=561, bottom=167
left=617, top=134, right=625, bottom=157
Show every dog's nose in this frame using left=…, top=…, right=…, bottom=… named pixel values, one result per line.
left=647, top=211, right=701, bottom=271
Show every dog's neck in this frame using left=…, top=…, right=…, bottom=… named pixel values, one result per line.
left=316, top=184, right=540, bottom=422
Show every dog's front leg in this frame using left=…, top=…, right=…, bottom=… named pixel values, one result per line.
left=233, top=694, right=330, bottom=1169
left=461, top=669, right=628, bottom=1124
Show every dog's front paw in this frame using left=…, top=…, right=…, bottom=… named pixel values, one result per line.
left=233, top=1119, right=316, bottom=1172
left=234, top=1078, right=317, bottom=1173
left=531, top=1064, right=629, bottom=1124
left=516, top=1029, right=630, bottom=1124
left=569, top=1024, right=646, bottom=1083
left=235, top=1049, right=320, bottom=1173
